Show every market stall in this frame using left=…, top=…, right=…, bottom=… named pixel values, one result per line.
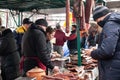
left=0, top=0, right=104, bottom=80
left=15, top=49, right=98, bottom=80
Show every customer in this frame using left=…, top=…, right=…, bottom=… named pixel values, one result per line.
left=85, top=5, right=120, bottom=80
left=67, top=25, right=78, bottom=54
left=46, top=26, right=55, bottom=74
left=88, top=22, right=100, bottom=47
left=46, top=26, right=55, bottom=55
left=53, top=23, right=67, bottom=56
left=14, top=18, right=32, bottom=57
left=0, top=28, right=20, bottom=80
left=21, top=19, right=59, bottom=76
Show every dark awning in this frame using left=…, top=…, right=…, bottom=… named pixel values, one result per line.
left=0, top=0, right=74, bottom=12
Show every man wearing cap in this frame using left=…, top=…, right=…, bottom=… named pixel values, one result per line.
left=14, top=18, right=32, bottom=57
left=85, top=5, right=120, bottom=80
left=21, top=19, right=59, bottom=76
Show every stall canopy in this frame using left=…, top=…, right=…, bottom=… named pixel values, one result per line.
left=0, top=0, right=74, bottom=12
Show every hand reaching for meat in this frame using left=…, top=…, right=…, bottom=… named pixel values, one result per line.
left=52, top=66, right=60, bottom=73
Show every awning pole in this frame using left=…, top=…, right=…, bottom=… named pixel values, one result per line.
left=28, top=13, right=36, bottom=19
left=18, top=11, right=21, bottom=26
left=10, top=10, right=18, bottom=27
left=76, top=18, right=81, bottom=66
left=6, top=11, right=8, bottom=27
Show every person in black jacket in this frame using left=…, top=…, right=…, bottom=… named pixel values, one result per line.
left=85, top=6, right=120, bottom=80
left=67, top=25, right=78, bottom=54
left=0, top=28, right=20, bottom=80
left=21, top=19, right=59, bottom=76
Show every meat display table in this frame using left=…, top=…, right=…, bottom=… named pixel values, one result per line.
left=84, top=67, right=98, bottom=80
left=51, top=57, right=70, bottom=68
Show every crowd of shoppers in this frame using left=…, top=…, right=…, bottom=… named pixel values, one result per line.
left=1, top=5, right=120, bottom=80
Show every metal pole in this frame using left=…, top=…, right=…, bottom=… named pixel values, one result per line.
left=20, top=12, right=22, bottom=26
left=73, top=0, right=82, bottom=66
left=10, top=10, right=18, bottom=27
left=6, top=11, right=8, bottom=28
left=28, top=13, right=36, bottom=19
left=76, top=18, right=81, bottom=66
left=18, top=11, right=20, bottom=26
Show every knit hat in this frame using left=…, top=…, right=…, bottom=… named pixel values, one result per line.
left=35, top=19, right=48, bottom=27
left=23, top=18, right=32, bottom=24
left=93, top=6, right=110, bottom=21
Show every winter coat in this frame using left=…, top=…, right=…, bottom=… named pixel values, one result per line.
left=54, top=29, right=67, bottom=46
left=0, top=29, right=20, bottom=80
left=22, top=24, right=54, bottom=76
left=88, top=33, right=99, bottom=47
left=67, top=30, right=77, bottom=54
left=91, top=12, right=120, bottom=80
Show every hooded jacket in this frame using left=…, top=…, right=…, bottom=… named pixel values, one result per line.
left=91, top=12, right=120, bottom=80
